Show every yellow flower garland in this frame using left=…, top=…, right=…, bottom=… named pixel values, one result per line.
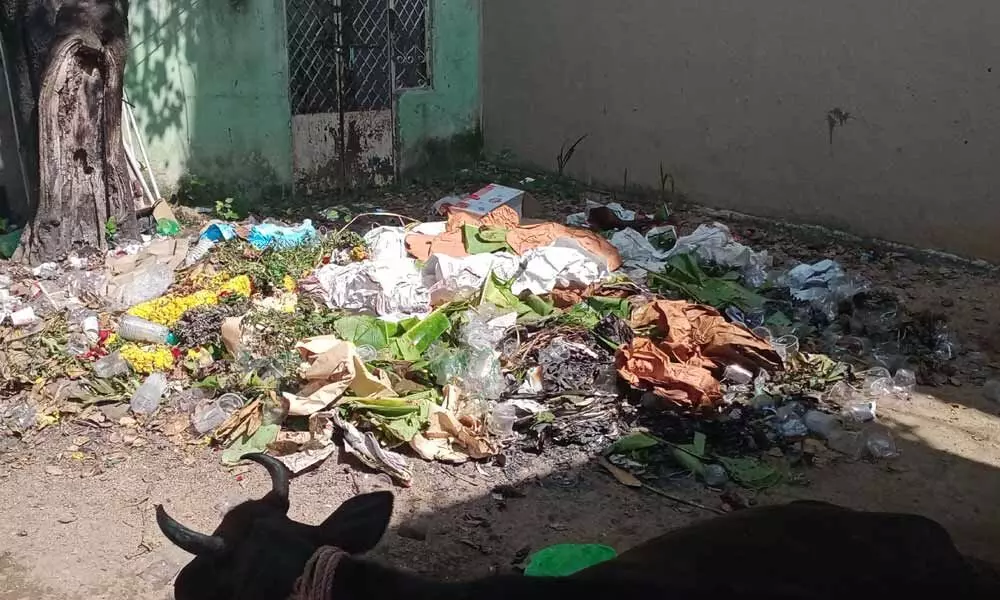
left=126, top=275, right=251, bottom=326
left=120, top=344, right=175, bottom=374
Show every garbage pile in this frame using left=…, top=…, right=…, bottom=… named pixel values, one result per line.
left=0, top=186, right=963, bottom=489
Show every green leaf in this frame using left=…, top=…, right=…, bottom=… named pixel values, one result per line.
left=334, top=316, right=398, bottom=349
left=221, top=424, right=280, bottom=466
left=399, top=308, right=451, bottom=354
left=523, top=293, right=555, bottom=316
left=716, top=456, right=783, bottom=489
left=609, top=432, right=660, bottom=454
left=586, top=296, right=631, bottom=319
left=669, top=432, right=707, bottom=476
left=389, top=338, right=422, bottom=361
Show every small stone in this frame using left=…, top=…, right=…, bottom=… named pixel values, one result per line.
left=132, top=438, right=147, bottom=448
left=119, top=416, right=137, bottom=427
left=45, top=466, right=64, bottom=476
left=941, top=298, right=955, bottom=308
left=57, top=514, right=77, bottom=524
left=949, top=377, right=962, bottom=387
left=99, top=404, right=129, bottom=422
left=15, top=530, right=28, bottom=537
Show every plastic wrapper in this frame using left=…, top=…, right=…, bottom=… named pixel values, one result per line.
left=94, top=352, right=132, bottom=378
left=113, top=263, right=174, bottom=309
left=313, top=259, right=430, bottom=320
left=130, top=373, right=169, bottom=415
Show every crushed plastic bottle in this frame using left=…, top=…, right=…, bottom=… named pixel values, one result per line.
left=184, top=238, right=216, bottom=266
left=722, top=364, right=754, bottom=385
left=776, top=403, right=808, bottom=438
left=804, top=410, right=839, bottom=439
left=191, top=393, right=246, bottom=434
left=130, top=373, right=169, bottom=415
left=826, top=429, right=864, bottom=459
left=862, top=424, right=899, bottom=460
left=94, top=351, right=131, bottom=378
left=2, top=400, right=37, bottom=433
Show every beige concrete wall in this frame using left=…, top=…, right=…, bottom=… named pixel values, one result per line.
left=483, top=0, right=1000, bottom=260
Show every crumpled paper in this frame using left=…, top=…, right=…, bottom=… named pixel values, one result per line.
left=269, top=412, right=339, bottom=474
left=616, top=300, right=781, bottom=407
left=331, top=410, right=413, bottom=485
left=422, top=252, right=522, bottom=305
left=363, top=226, right=409, bottom=262
left=511, top=237, right=611, bottom=296
left=283, top=336, right=395, bottom=416
left=312, top=259, right=430, bottom=320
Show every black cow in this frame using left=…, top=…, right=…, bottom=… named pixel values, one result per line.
left=157, top=453, right=998, bottom=600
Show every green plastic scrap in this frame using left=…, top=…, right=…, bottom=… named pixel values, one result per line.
left=0, top=229, right=23, bottom=259
left=524, top=544, right=618, bottom=577
left=462, top=224, right=513, bottom=255
left=155, top=219, right=182, bottom=236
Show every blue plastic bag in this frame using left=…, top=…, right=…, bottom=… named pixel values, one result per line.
left=247, top=219, right=317, bottom=250
left=199, top=221, right=238, bottom=243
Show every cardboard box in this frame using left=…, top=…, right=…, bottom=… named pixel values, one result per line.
left=448, top=184, right=538, bottom=219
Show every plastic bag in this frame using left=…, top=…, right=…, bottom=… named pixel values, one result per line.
left=247, top=219, right=317, bottom=250
left=114, top=263, right=174, bottom=309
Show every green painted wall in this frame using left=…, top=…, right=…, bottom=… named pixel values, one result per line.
left=126, top=0, right=480, bottom=198
left=397, top=0, right=483, bottom=173
left=126, top=0, right=293, bottom=201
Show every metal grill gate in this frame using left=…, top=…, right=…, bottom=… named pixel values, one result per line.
left=286, top=0, right=428, bottom=191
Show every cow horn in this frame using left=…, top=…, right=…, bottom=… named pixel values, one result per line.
left=155, top=504, right=226, bottom=556
left=242, top=453, right=290, bottom=508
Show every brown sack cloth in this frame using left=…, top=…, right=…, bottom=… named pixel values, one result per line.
left=631, top=300, right=781, bottom=371
left=616, top=337, right=721, bottom=407
left=617, top=300, right=781, bottom=408
left=405, top=208, right=622, bottom=271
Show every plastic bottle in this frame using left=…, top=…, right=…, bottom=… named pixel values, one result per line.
left=130, top=373, right=168, bottom=415
left=118, top=314, right=171, bottom=344
left=804, top=410, right=839, bottom=438
left=184, top=238, right=216, bottom=266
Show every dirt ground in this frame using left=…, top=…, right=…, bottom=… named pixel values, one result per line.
left=2, top=192, right=1000, bottom=600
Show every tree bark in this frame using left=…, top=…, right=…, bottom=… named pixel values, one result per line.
left=2, top=0, right=136, bottom=265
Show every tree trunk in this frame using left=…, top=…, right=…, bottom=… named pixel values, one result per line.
left=2, top=0, right=137, bottom=265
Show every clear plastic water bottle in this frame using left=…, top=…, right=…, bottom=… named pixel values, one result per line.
left=130, top=373, right=168, bottom=415
left=118, top=314, right=171, bottom=344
